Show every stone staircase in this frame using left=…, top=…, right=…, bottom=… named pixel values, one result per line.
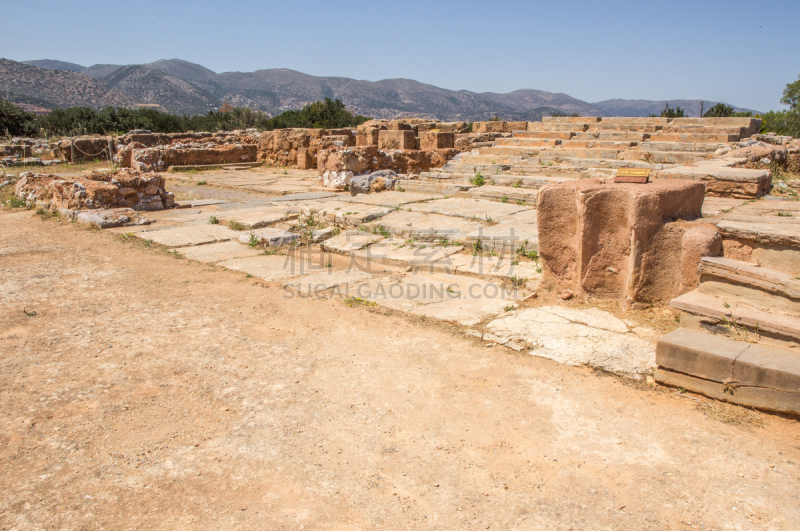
left=415, top=116, right=768, bottom=200
left=656, top=200, right=800, bottom=415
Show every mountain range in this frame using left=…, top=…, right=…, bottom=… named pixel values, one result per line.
left=8, top=58, right=758, bottom=121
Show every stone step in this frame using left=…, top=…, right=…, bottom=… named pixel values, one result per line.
left=465, top=147, right=546, bottom=158
left=656, top=164, right=771, bottom=199
left=466, top=185, right=539, bottom=204
left=418, top=171, right=579, bottom=189
left=697, top=256, right=800, bottom=314
left=671, top=290, right=800, bottom=347
left=511, top=131, right=575, bottom=140
left=639, top=142, right=728, bottom=153
left=395, top=180, right=472, bottom=194
left=655, top=328, right=800, bottom=415
left=648, top=133, right=739, bottom=143
left=493, top=138, right=562, bottom=147
left=541, top=116, right=602, bottom=124
left=715, top=218, right=800, bottom=250
left=560, top=140, right=639, bottom=149
left=526, top=123, right=590, bottom=133
left=586, top=124, right=663, bottom=133
left=571, top=132, right=650, bottom=142
left=659, top=125, right=745, bottom=136
left=536, top=148, right=711, bottom=164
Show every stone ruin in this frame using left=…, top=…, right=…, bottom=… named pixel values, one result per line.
left=13, top=168, right=175, bottom=227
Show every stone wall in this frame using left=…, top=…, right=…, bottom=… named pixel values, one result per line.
left=14, top=169, right=175, bottom=212
left=317, top=146, right=459, bottom=189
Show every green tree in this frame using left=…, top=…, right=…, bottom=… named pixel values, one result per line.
left=0, top=101, right=36, bottom=136
left=703, top=103, right=734, bottom=117
left=660, top=105, right=685, bottom=118
left=781, top=75, right=800, bottom=110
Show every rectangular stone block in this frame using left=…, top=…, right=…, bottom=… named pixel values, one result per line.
left=655, top=368, right=800, bottom=416
left=537, top=178, right=708, bottom=307
left=656, top=328, right=745, bottom=382
left=378, top=130, right=417, bottom=150
left=297, top=147, right=313, bottom=169
left=734, top=344, right=800, bottom=393
left=419, top=132, right=455, bottom=150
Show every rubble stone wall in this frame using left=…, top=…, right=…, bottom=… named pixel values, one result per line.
left=14, top=169, right=175, bottom=212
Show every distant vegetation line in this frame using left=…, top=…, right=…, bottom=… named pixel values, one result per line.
left=0, top=98, right=370, bottom=138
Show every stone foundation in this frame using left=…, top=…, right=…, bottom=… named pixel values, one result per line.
left=15, top=169, right=175, bottom=212
left=538, top=178, right=720, bottom=308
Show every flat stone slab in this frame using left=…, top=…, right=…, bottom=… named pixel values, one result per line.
left=218, top=206, right=297, bottom=229
left=136, top=224, right=239, bottom=247
left=282, top=269, right=374, bottom=297
left=237, top=228, right=300, bottom=246
left=301, top=201, right=392, bottom=226
left=407, top=197, right=528, bottom=221
left=467, top=185, right=539, bottom=204
left=486, top=306, right=655, bottom=378
left=176, top=241, right=263, bottom=262
left=715, top=220, right=800, bottom=247
left=368, top=211, right=485, bottom=242
left=267, top=192, right=337, bottom=202
left=322, top=231, right=384, bottom=253
left=466, top=210, right=538, bottom=251
left=357, top=241, right=464, bottom=268
left=218, top=255, right=304, bottom=282
left=340, top=191, right=444, bottom=207
left=410, top=297, right=518, bottom=327
left=353, top=272, right=517, bottom=321
left=702, top=197, right=749, bottom=217
left=175, top=199, right=228, bottom=207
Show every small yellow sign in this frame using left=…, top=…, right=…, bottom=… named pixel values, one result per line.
left=616, top=168, right=651, bottom=178
left=615, top=168, right=651, bottom=183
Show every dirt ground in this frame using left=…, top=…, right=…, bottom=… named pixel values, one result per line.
left=2, top=207, right=800, bottom=531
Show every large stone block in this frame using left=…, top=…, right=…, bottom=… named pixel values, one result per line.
left=378, top=130, right=417, bottom=151
left=537, top=178, right=712, bottom=308
left=419, top=132, right=455, bottom=150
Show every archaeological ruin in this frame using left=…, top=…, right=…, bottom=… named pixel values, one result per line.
left=3, top=115, right=799, bottom=415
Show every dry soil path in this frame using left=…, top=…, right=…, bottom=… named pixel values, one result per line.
left=1, top=208, right=799, bottom=530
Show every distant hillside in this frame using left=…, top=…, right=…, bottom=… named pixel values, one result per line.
left=101, top=65, right=216, bottom=114
left=0, top=58, right=136, bottom=109
left=23, top=59, right=85, bottom=72
left=7, top=57, right=760, bottom=120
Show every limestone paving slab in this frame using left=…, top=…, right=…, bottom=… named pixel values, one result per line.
left=410, top=297, right=518, bottom=327
left=368, top=211, right=486, bottom=241
left=218, top=206, right=298, bottom=229
left=356, top=241, right=464, bottom=268
left=176, top=241, right=263, bottom=263
left=322, top=231, right=384, bottom=253
left=218, top=255, right=304, bottom=282
left=237, top=228, right=300, bottom=246
left=407, top=197, right=528, bottom=221
left=135, top=224, right=239, bottom=247
left=282, top=269, right=374, bottom=297
left=486, top=306, right=656, bottom=378
left=267, top=192, right=337, bottom=202
left=175, top=199, right=228, bottom=207
left=300, top=201, right=392, bottom=226
left=339, top=191, right=445, bottom=207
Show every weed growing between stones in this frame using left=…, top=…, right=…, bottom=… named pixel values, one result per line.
left=229, top=220, right=246, bottom=231
left=344, top=296, right=375, bottom=308
left=248, top=232, right=259, bottom=247
left=208, top=216, right=219, bottom=224
left=470, top=172, right=486, bottom=187
left=197, top=181, right=208, bottom=185
left=501, top=196, right=509, bottom=203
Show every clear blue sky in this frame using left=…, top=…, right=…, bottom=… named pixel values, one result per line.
left=4, top=0, right=798, bottom=111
